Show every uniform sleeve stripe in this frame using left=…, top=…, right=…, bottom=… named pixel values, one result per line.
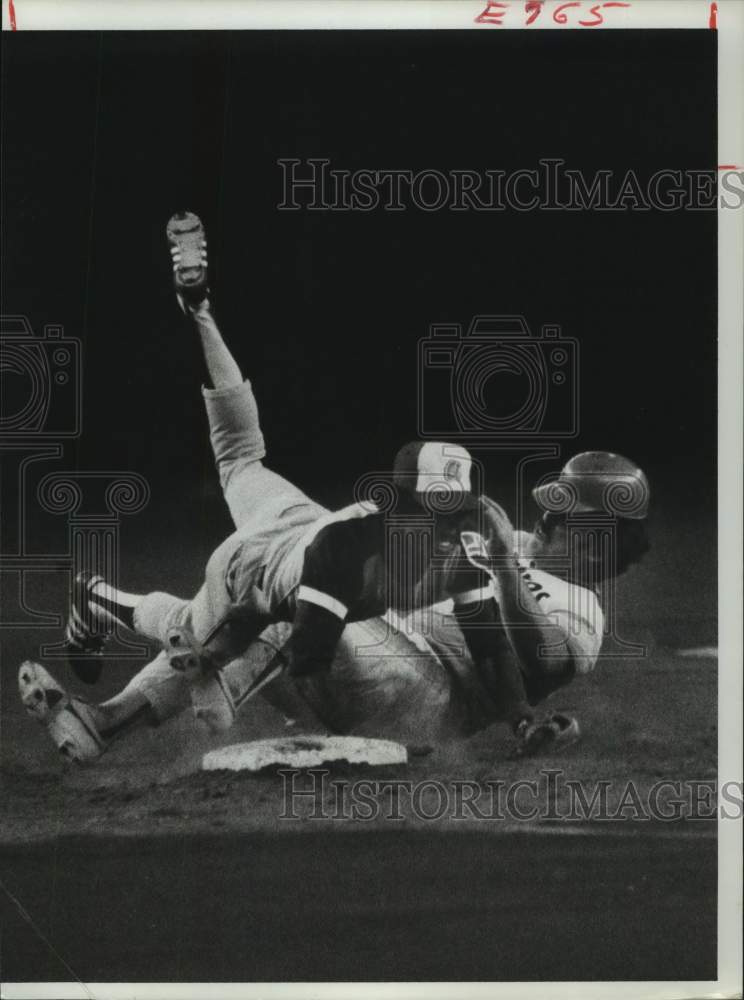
left=452, top=584, right=494, bottom=606
left=297, top=586, right=349, bottom=621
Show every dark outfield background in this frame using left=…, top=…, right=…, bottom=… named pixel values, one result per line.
left=1, top=30, right=718, bottom=984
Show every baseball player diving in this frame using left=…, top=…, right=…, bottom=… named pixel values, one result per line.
left=19, top=213, right=651, bottom=764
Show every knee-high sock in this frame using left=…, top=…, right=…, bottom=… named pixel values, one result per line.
left=191, top=306, right=243, bottom=390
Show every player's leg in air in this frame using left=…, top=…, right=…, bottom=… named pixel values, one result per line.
left=16, top=212, right=333, bottom=762
left=19, top=213, right=325, bottom=757
left=63, top=213, right=328, bottom=680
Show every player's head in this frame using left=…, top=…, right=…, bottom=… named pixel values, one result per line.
left=531, top=451, right=650, bottom=580
left=393, top=440, right=478, bottom=516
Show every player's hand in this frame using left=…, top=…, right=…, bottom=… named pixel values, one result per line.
left=509, top=713, right=581, bottom=758
left=479, top=495, right=515, bottom=558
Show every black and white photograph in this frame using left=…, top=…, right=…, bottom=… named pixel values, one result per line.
left=1, top=1, right=742, bottom=995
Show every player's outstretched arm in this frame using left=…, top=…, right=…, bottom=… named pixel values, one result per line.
left=463, top=499, right=578, bottom=683
left=453, top=597, right=534, bottom=732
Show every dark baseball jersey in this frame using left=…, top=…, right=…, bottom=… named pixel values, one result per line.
left=280, top=501, right=490, bottom=622
left=269, top=498, right=492, bottom=676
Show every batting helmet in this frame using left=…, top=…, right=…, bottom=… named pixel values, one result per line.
left=532, top=451, right=649, bottom=520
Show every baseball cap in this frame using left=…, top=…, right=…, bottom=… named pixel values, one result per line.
left=393, top=441, right=479, bottom=510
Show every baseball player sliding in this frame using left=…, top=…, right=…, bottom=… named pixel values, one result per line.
left=19, top=213, right=650, bottom=763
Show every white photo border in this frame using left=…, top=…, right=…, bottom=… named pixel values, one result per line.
left=2, top=1, right=742, bottom=999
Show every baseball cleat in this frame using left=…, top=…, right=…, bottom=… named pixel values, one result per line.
left=510, top=712, right=581, bottom=758
left=166, top=211, right=209, bottom=309
left=19, top=661, right=107, bottom=764
left=165, top=626, right=236, bottom=733
left=65, top=571, right=109, bottom=685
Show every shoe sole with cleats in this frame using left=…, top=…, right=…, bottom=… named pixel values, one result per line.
left=167, top=211, right=208, bottom=306
left=19, top=661, right=107, bottom=763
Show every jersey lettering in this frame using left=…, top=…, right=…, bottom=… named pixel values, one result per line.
left=518, top=564, right=551, bottom=602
